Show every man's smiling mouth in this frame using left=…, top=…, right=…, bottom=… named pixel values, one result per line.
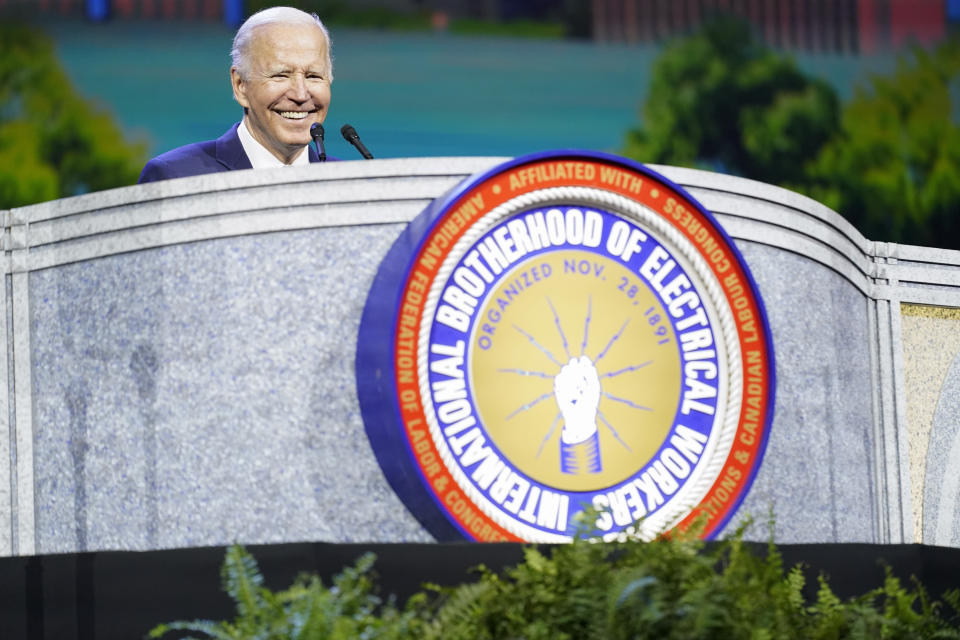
left=279, top=111, right=311, bottom=120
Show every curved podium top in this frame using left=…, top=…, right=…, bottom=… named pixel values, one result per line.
left=2, top=158, right=959, bottom=556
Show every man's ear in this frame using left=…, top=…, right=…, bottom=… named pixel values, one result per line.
left=230, top=67, right=249, bottom=109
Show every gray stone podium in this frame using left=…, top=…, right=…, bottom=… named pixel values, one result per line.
left=2, top=158, right=959, bottom=556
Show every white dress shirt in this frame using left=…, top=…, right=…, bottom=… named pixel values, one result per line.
left=237, top=119, right=311, bottom=169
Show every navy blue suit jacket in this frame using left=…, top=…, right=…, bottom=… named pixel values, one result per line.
left=137, top=122, right=324, bottom=183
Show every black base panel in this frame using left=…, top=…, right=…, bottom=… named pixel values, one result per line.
left=1, top=541, right=958, bottom=639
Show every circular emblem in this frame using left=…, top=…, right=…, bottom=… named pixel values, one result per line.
left=357, top=152, right=775, bottom=542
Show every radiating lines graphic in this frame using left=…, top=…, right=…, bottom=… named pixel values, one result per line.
left=512, top=324, right=563, bottom=367
left=594, top=318, right=629, bottom=366
left=536, top=413, right=564, bottom=458
left=547, top=297, right=571, bottom=360
left=598, top=411, right=632, bottom=452
left=500, top=297, right=657, bottom=470
left=505, top=392, right=554, bottom=420
left=600, top=361, right=652, bottom=379
left=603, top=392, right=652, bottom=411
left=580, top=296, right=592, bottom=357
left=498, top=368, right=553, bottom=379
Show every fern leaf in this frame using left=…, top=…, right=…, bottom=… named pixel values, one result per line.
left=148, top=618, right=238, bottom=639
left=221, top=544, right=266, bottom=619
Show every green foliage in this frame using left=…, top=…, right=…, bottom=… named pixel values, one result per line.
left=150, top=545, right=427, bottom=639
left=623, top=17, right=839, bottom=187
left=152, top=524, right=960, bottom=639
left=801, top=39, right=960, bottom=248
left=623, top=17, right=960, bottom=249
left=0, top=24, right=146, bottom=209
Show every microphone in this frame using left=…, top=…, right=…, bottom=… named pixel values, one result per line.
left=340, top=124, right=374, bottom=159
left=309, top=123, right=327, bottom=162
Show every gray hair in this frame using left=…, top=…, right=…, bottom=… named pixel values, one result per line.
left=231, top=6, right=333, bottom=81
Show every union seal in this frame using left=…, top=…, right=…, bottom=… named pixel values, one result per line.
left=357, top=151, right=775, bottom=542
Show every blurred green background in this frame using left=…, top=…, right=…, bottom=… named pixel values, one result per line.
left=2, top=1, right=958, bottom=247
left=43, top=21, right=900, bottom=159
left=43, top=21, right=661, bottom=160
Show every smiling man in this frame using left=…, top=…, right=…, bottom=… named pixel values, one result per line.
left=138, top=7, right=332, bottom=183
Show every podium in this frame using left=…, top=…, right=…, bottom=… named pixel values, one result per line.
left=2, top=157, right=959, bottom=556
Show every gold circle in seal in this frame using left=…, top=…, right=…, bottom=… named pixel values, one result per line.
left=470, top=248, right=683, bottom=493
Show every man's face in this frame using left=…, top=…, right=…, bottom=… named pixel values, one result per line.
left=231, top=22, right=331, bottom=163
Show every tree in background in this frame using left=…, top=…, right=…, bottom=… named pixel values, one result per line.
left=803, top=39, right=960, bottom=248
left=624, top=17, right=960, bottom=250
left=0, top=25, right=146, bottom=209
left=623, top=17, right=839, bottom=187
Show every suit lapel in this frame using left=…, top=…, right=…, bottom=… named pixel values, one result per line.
left=217, top=120, right=322, bottom=167
left=215, top=122, right=253, bottom=171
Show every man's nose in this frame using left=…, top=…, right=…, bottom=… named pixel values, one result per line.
left=288, top=74, right=309, bottom=101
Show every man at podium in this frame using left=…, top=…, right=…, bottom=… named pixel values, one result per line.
left=138, top=6, right=332, bottom=183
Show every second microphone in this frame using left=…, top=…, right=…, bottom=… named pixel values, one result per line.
left=341, top=124, right=374, bottom=160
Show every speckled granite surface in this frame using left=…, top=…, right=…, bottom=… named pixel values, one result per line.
left=924, top=354, right=960, bottom=546
left=30, top=225, right=434, bottom=553
left=10, top=160, right=959, bottom=554
left=899, top=306, right=960, bottom=546
left=725, top=242, right=877, bottom=543
left=28, top=228, right=881, bottom=552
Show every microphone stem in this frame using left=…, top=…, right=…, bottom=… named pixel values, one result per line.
left=310, top=123, right=327, bottom=162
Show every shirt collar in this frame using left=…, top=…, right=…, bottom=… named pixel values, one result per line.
left=237, top=119, right=311, bottom=169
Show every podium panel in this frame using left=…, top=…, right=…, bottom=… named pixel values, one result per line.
left=2, top=158, right=959, bottom=555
